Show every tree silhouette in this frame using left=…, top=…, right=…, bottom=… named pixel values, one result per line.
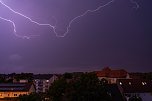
left=48, top=73, right=112, bottom=101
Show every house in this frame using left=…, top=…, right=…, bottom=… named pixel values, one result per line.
left=117, top=79, right=152, bottom=101
left=34, top=74, right=58, bottom=93
left=0, top=83, right=35, bottom=98
left=13, top=79, right=29, bottom=83
left=19, top=80, right=28, bottom=83
left=96, top=67, right=129, bottom=84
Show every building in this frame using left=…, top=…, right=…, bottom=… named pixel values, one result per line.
left=13, top=79, right=29, bottom=83
left=34, top=74, right=58, bottom=93
left=96, top=67, right=129, bottom=84
left=0, top=83, right=35, bottom=98
left=106, top=84, right=126, bottom=101
left=19, top=80, right=28, bottom=83
left=117, top=79, right=152, bottom=101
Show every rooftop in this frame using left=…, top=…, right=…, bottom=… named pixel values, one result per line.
left=117, top=79, right=152, bottom=93
left=0, top=83, right=33, bottom=92
left=96, top=67, right=128, bottom=78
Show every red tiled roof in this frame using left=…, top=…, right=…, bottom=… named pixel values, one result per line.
left=96, top=67, right=127, bottom=78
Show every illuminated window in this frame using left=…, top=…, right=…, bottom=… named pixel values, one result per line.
left=145, top=82, right=147, bottom=85
left=142, top=82, right=147, bottom=85
left=120, top=82, right=122, bottom=85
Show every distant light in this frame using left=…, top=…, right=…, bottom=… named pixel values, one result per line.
left=129, top=82, right=131, bottom=85
left=142, top=82, right=146, bottom=85
left=120, top=82, right=122, bottom=85
left=46, top=80, right=49, bottom=82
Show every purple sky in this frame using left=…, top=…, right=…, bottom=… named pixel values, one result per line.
left=0, top=0, right=152, bottom=73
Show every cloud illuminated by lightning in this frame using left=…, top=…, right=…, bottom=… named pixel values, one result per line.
left=0, top=0, right=139, bottom=39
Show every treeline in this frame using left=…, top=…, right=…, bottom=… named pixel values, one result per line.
left=0, top=73, right=33, bottom=83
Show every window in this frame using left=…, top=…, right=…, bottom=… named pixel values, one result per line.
left=120, top=82, right=122, bottom=85
left=14, top=94, right=17, bottom=96
left=142, top=82, right=147, bottom=85
left=46, top=80, right=49, bottom=82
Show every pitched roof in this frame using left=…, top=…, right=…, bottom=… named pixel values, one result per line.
left=117, top=79, right=152, bottom=93
left=106, top=84, right=126, bottom=101
left=96, top=67, right=128, bottom=78
left=0, top=83, right=33, bottom=92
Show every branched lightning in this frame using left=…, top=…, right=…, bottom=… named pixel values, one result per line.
left=0, top=0, right=139, bottom=39
left=0, top=0, right=114, bottom=39
left=0, top=0, right=56, bottom=39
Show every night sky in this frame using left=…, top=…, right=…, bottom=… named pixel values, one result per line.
left=0, top=0, right=152, bottom=73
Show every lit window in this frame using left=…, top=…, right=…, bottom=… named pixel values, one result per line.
left=144, top=82, right=147, bottom=85
left=142, top=82, right=146, bottom=85
left=120, top=82, right=122, bottom=85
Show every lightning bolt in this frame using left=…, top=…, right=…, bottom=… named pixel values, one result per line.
left=0, top=0, right=57, bottom=39
left=0, top=0, right=114, bottom=39
left=0, top=0, right=139, bottom=39
left=130, top=0, right=139, bottom=9
left=0, top=16, right=31, bottom=39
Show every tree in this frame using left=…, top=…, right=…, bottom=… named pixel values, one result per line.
left=63, top=73, right=73, bottom=79
left=19, top=93, right=42, bottom=101
left=0, top=76, right=5, bottom=83
left=48, top=78, right=68, bottom=101
left=48, top=72, right=112, bottom=101
left=70, top=73, right=112, bottom=101
left=14, top=73, right=33, bottom=82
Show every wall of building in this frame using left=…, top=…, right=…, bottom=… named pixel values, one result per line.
left=0, top=92, right=28, bottom=98
left=98, top=77, right=121, bottom=84
left=34, top=75, right=58, bottom=93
